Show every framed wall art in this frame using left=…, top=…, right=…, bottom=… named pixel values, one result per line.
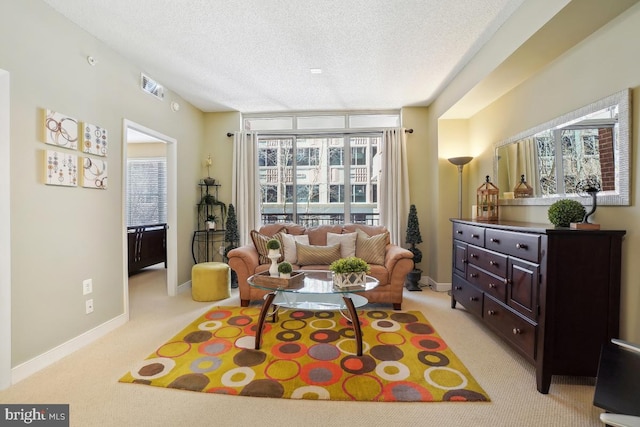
left=43, top=149, right=78, bottom=187
left=81, top=122, right=108, bottom=157
left=43, top=109, right=78, bottom=149
left=81, top=157, right=107, bottom=189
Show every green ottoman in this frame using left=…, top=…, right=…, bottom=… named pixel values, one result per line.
left=191, top=262, right=230, bottom=301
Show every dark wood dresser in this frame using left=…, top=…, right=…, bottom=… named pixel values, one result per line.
left=450, top=219, right=625, bottom=394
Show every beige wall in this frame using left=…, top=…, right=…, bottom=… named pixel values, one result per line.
left=2, top=0, right=204, bottom=365
left=433, top=3, right=640, bottom=343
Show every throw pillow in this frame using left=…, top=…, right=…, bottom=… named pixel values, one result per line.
left=295, top=242, right=342, bottom=266
left=251, top=230, right=285, bottom=264
left=327, top=232, right=357, bottom=258
left=355, top=228, right=388, bottom=265
left=281, top=233, right=310, bottom=264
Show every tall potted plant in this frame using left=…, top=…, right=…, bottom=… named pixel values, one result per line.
left=405, top=204, right=423, bottom=291
left=223, top=204, right=239, bottom=287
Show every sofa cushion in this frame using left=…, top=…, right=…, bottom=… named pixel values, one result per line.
left=296, top=242, right=341, bottom=266
left=258, top=223, right=289, bottom=236
left=251, top=230, right=285, bottom=264
left=281, top=233, right=310, bottom=264
left=305, top=225, right=344, bottom=246
left=327, top=232, right=357, bottom=258
left=355, top=228, right=388, bottom=265
left=344, top=223, right=390, bottom=244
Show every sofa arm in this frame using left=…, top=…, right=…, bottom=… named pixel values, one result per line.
left=227, top=245, right=259, bottom=305
left=384, top=244, right=414, bottom=274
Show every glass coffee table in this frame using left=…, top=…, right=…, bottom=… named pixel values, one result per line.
left=247, top=270, right=379, bottom=356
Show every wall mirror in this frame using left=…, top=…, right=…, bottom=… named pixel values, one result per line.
left=494, top=89, right=631, bottom=206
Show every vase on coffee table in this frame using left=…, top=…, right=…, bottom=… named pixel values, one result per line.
left=268, top=251, right=280, bottom=277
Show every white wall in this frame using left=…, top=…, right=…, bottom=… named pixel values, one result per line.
left=1, top=0, right=204, bottom=373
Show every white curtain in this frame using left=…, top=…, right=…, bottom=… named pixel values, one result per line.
left=380, top=128, right=410, bottom=245
left=232, top=131, right=260, bottom=246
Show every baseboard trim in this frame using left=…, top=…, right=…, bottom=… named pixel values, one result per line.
left=422, top=276, right=452, bottom=293
left=11, top=313, right=128, bottom=385
left=178, top=280, right=192, bottom=294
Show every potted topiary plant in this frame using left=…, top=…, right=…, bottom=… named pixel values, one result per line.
left=405, top=204, right=423, bottom=291
left=277, top=261, right=293, bottom=279
left=266, top=239, right=281, bottom=276
left=223, top=204, right=239, bottom=287
left=548, top=199, right=586, bottom=227
left=329, top=256, right=370, bottom=288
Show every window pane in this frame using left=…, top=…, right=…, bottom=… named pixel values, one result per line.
left=245, top=117, right=293, bottom=131
left=349, top=114, right=399, bottom=128
left=297, top=115, right=345, bottom=130
left=126, top=158, right=167, bottom=226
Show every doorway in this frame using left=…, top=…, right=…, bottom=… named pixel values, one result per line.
left=122, top=120, right=177, bottom=318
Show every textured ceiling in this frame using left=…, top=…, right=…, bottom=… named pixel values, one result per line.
left=41, top=0, right=524, bottom=113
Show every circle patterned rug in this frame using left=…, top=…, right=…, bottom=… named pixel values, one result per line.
left=119, top=306, right=489, bottom=402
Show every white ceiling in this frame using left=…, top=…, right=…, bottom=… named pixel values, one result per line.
left=42, top=0, right=525, bottom=113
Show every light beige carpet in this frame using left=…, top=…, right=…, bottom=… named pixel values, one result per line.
left=0, top=266, right=605, bottom=426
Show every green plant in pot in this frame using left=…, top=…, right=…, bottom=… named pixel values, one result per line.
left=277, top=261, right=293, bottom=279
left=223, top=204, right=239, bottom=287
left=330, top=256, right=370, bottom=288
left=405, top=204, right=423, bottom=291
left=548, top=199, right=586, bottom=227
left=266, top=238, right=281, bottom=276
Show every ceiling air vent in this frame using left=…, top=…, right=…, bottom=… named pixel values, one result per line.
left=140, top=73, right=164, bottom=100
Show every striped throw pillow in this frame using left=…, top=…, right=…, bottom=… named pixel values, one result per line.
left=251, top=230, right=285, bottom=264
left=295, top=243, right=342, bottom=266
left=355, top=228, right=388, bottom=265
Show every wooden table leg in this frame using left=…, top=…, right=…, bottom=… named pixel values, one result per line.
left=343, top=296, right=363, bottom=356
left=255, top=292, right=276, bottom=350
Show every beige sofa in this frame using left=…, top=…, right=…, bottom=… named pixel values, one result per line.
left=227, top=222, right=414, bottom=310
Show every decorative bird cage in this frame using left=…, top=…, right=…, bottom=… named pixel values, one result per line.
left=514, top=174, right=533, bottom=198
left=476, top=175, right=499, bottom=222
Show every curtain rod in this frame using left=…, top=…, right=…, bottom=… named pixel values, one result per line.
left=226, top=128, right=413, bottom=138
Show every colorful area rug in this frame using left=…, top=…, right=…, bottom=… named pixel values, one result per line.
left=119, top=306, right=489, bottom=402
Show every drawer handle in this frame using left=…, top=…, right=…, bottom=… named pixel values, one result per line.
left=471, top=233, right=479, bottom=239
left=469, top=273, right=479, bottom=278
left=456, top=230, right=463, bottom=234
left=490, top=238, right=500, bottom=243
left=489, top=261, right=497, bottom=266
left=469, top=297, right=479, bottom=302
left=489, top=283, right=496, bottom=289
left=512, top=328, right=522, bottom=335
left=487, top=310, right=496, bottom=316
left=454, top=286, right=462, bottom=290
left=462, top=259, right=468, bottom=264
left=470, top=253, right=478, bottom=259
left=515, top=243, right=528, bottom=250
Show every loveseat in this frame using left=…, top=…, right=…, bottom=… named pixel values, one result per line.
left=227, top=222, right=414, bottom=310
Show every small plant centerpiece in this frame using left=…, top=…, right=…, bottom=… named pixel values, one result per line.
left=548, top=199, right=586, bottom=227
left=330, top=256, right=370, bottom=288
left=266, top=239, right=281, bottom=276
left=277, top=261, right=293, bottom=279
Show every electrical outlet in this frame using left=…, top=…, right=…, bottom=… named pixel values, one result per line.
left=82, top=279, right=93, bottom=295
left=85, top=299, right=94, bottom=314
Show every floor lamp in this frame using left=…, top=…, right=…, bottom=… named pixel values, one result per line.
left=448, top=156, right=474, bottom=219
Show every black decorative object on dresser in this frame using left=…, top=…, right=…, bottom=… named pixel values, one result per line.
left=450, top=219, right=625, bottom=394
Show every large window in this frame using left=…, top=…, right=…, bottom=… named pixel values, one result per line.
left=126, top=158, right=167, bottom=226
left=249, top=111, right=398, bottom=226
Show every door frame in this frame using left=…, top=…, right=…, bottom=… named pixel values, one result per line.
left=0, top=70, right=11, bottom=389
left=122, top=120, right=178, bottom=316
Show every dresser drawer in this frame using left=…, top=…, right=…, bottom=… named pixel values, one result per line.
left=467, top=265, right=507, bottom=303
left=453, top=223, right=485, bottom=246
left=484, top=296, right=537, bottom=360
left=452, top=274, right=483, bottom=317
left=486, top=229, right=540, bottom=263
left=467, top=245, right=508, bottom=278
